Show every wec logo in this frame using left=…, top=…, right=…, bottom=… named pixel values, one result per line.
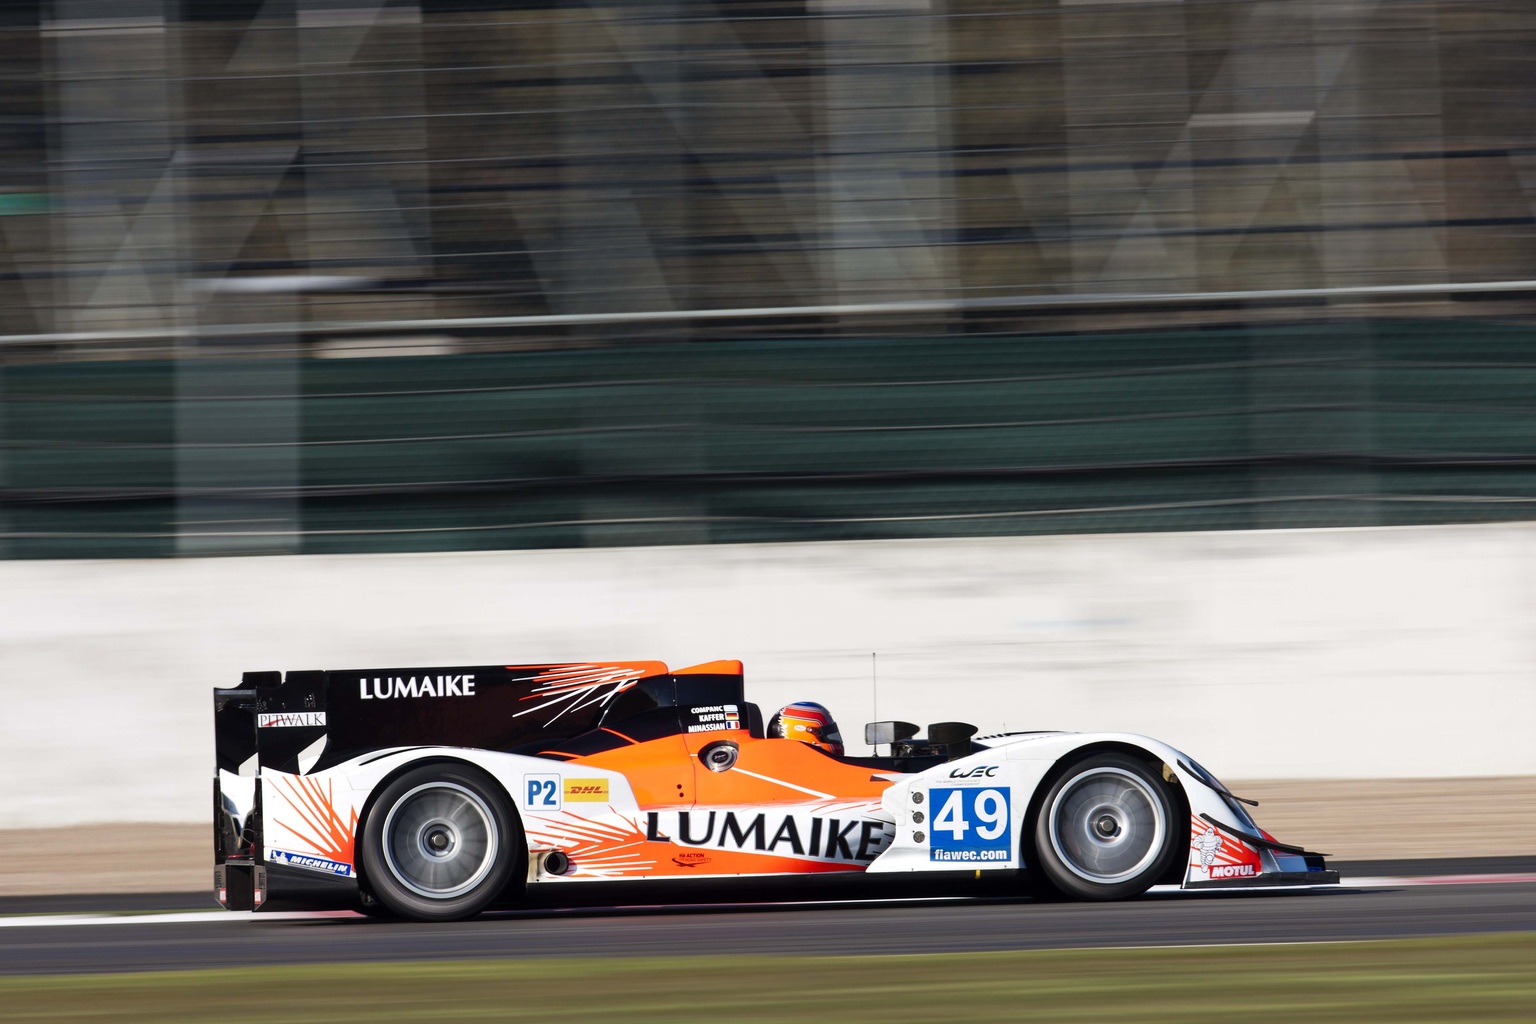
left=948, top=765, right=999, bottom=779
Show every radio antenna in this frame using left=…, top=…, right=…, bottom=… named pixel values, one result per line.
left=871, top=652, right=878, bottom=753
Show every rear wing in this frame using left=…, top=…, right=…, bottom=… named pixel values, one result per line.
left=212, top=661, right=700, bottom=779
left=212, top=660, right=746, bottom=910
left=213, top=658, right=759, bottom=782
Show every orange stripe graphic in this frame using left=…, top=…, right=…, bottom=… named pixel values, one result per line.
left=514, top=663, right=663, bottom=727
left=271, top=775, right=358, bottom=866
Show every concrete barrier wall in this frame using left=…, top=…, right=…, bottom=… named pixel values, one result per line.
left=3, top=523, right=1534, bottom=828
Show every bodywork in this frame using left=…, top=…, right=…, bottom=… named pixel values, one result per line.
left=213, top=660, right=1335, bottom=911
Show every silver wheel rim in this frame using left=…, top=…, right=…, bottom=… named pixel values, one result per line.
left=1047, top=766, right=1166, bottom=884
left=382, top=782, right=499, bottom=899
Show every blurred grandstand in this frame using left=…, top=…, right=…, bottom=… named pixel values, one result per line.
left=3, top=0, right=1536, bottom=556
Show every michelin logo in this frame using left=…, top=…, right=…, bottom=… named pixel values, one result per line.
left=1192, top=824, right=1260, bottom=879
left=268, top=849, right=354, bottom=877
left=1192, top=825, right=1223, bottom=871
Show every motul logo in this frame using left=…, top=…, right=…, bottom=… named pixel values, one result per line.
left=358, top=675, right=476, bottom=699
left=1209, top=863, right=1258, bottom=879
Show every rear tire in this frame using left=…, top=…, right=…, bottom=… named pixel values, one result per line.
left=360, top=763, right=520, bottom=922
left=1031, top=753, right=1178, bottom=901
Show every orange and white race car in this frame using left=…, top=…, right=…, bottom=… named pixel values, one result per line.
left=213, top=660, right=1336, bottom=921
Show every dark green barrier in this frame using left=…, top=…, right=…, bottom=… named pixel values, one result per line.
left=4, top=320, right=1535, bottom=558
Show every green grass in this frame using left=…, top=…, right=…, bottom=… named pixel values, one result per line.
left=4, top=933, right=1535, bottom=1023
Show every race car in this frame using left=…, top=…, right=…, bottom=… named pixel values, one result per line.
left=212, top=660, right=1336, bottom=921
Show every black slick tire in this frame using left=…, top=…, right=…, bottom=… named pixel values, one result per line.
left=360, top=763, right=520, bottom=922
left=1031, top=752, right=1179, bottom=901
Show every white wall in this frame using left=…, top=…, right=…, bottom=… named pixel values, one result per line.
left=3, top=522, right=1534, bottom=828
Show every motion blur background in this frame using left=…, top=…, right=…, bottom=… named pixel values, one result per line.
left=6, top=0, right=1536, bottom=553
left=3, top=0, right=1536, bottom=876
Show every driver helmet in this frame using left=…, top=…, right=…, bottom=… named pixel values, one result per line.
left=768, top=701, right=844, bottom=756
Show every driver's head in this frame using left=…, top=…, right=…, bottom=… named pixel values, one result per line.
left=768, top=701, right=844, bottom=756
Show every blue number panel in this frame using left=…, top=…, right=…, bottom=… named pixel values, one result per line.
left=928, top=786, right=1012, bottom=863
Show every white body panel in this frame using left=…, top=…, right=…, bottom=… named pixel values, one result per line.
left=868, top=732, right=1266, bottom=885
left=259, top=732, right=1278, bottom=890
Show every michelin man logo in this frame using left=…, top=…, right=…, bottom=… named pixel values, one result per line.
left=1193, top=824, right=1223, bottom=873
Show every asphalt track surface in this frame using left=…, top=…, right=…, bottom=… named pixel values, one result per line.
left=5, top=875, right=1536, bottom=976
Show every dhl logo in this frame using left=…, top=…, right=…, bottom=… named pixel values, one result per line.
left=563, top=778, right=610, bottom=802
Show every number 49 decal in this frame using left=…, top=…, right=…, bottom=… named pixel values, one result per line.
left=927, top=786, right=1012, bottom=863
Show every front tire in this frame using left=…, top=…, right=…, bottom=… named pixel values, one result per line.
left=1031, top=753, right=1178, bottom=901
left=360, top=763, right=520, bottom=922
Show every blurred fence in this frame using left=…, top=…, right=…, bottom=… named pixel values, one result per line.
left=4, top=1, right=1536, bottom=555
left=3, top=0, right=1536, bottom=345
left=7, top=319, right=1536, bottom=557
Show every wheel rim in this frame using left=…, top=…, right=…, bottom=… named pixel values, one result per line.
left=382, top=782, right=499, bottom=899
left=1047, top=766, right=1166, bottom=884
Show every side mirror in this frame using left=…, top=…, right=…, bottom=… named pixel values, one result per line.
left=926, top=721, right=978, bottom=760
left=865, top=721, right=920, bottom=747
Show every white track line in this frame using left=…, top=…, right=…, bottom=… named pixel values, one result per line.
left=1337, top=873, right=1536, bottom=888
left=0, top=910, right=357, bottom=929
left=1, top=873, right=1532, bottom=929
